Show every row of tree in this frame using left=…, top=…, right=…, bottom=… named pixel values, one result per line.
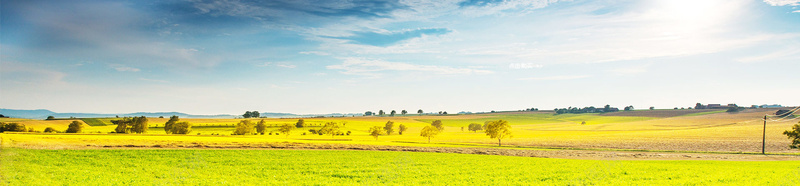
left=554, top=105, right=623, bottom=114
left=366, top=109, right=426, bottom=116
left=0, top=121, right=84, bottom=133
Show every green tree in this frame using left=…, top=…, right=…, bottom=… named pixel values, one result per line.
left=170, top=122, right=192, bottom=134
left=417, top=109, right=423, bottom=115
left=431, top=120, right=444, bottom=131
left=485, top=120, right=512, bottom=146
left=390, top=110, right=396, bottom=116
left=783, top=121, right=800, bottom=149
left=65, top=121, right=84, bottom=133
left=369, top=126, right=384, bottom=140
left=295, top=119, right=305, bottom=128
left=319, top=122, right=341, bottom=138
left=398, top=124, right=407, bottom=135
left=279, top=123, right=296, bottom=138
left=112, top=118, right=131, bottom=133
left=46, top=116, right=55, bottom=120
left=379, top=110, right=385, bottom=116
left=129, top=116, right=148, bottom=134
left=468, top=123, right=482, bottom=133
left=243, top=111, right=252, bottom=118
left=164, top=115, right=179, bottom=134
left=1, top=122, right=27, bottom=132
left=383, top=121, right=395, bottom=135
left=420, top=126, right=440, bottom=143
left=233, top=120, right=255, bottom=135
left=256, top=119, right=267, bottom=134
left=401, top=110, right=407, bottom=115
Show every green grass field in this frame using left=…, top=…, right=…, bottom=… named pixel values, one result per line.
left=2, top=148, right=799, bottom=185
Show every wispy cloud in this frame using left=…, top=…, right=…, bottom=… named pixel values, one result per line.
left=112, top=65, right=140, bottom=72
left=259, top=62, right=297, bottom=68
left=327, top=58, right=493, bottom=77
left=763, top=0, right=800, bottom=6
left=519, top=75, right=590, bottom=81
left=328, top=28, right=451, bottom=46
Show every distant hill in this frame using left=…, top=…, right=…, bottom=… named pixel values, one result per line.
left=0, top=108, right=361, bottom=119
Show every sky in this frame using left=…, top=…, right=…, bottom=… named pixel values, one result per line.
left=1, top=0, right=800, bottom=115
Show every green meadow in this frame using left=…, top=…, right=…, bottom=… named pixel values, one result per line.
left=2, top=148, right=799, bottom=185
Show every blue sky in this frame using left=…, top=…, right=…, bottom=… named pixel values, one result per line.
left=1, top=0, right=799, bottom=115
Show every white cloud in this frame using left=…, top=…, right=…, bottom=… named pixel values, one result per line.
left=509, top=63, right=544, bottom=69
left=258, top=62, right=297, bottom=68
left=794, top=10, right=800, bottom=13
left=276, top=64, right=297, bottom=68
left=327, top=58, right=493, bottom=77
left=519, top=75, right=590, bottom=81
left=763, top=0, right=800, bottom=6
left=112, top=65, right=140, bottom=72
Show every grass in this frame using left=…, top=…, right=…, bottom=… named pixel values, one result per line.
left=2, top=148, right=799, bottom=185
left=79, top=118, right=107, bottom=126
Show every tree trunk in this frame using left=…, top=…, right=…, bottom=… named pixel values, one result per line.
left=498, top=139, right=502, bottom=146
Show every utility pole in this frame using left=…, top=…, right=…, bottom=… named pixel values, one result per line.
left=762, top=115, right=767, bottom=154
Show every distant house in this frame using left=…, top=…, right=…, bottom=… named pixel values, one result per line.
left=706, top=104, right=724, bottom=109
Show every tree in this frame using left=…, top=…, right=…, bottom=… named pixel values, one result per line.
left=431, top=120, right=444, bottom=131
left=369, top=126, right=384, bottom=140
left=383, top=121, right=394, bottom=135
left=442, top=111, right=448, bottom=115
left=1, top=122, right=27, bottom=132
left=243, top=111, right=252, bottom=118
left=468, top=123, right=482, bottom=133
left=401, top=110, right=407, bottom=115
left=398, top=124, right=407, bottom=135
left=256, top=120, right=267, bottom=134
left=296, top=119, right=305, bottom=128
left=784, top=122, right=800, bottom=149
left=66, top=121, right=84, bottom=133
left=624, top=106, right=634, bottom=111
left=604, top=105, right=611, bottom=112
left=417, top=109, right=423, bottom=115
left=649, top=106, right=655, bottom=110
left=390, top=110, right=396, bottom=116
left=243, top=111, right=260, bottom=118
left=233, top=120, right=255, bottom=135
left=46, top=116, right=55, bottom=120
left=171, top=122, right=192, bottom=134
left=484, top=120, right=512, bottom=146
left=319, top=122, right=341, bottom=138
left=379, top=110, right=385, bottom=116
left=279, top=123, right=296, bottom=138
left=420, top=126, right=440, bottom=143
left=44, top=127, right=57, bottom=133
left=164, top=115, right=179, bottom=134
left=129, top=116, right=148, bottom=134
left=365, top=111, right=373, bottom=116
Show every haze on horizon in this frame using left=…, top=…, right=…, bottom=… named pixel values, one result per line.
left=2, top=0, right=799, bottom=115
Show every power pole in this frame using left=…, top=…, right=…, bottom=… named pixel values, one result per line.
left=762, top=115, right=767, bottom=154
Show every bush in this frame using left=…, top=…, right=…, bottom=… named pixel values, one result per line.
left=44, top=127, right=57, bottom=133
left=233, top=120, right=255, bottom=135
left=346, top=131, right=351, bottom=135
left=65, top=121, right=84, bottom=133
left=170, top=122, right=192, bottom=134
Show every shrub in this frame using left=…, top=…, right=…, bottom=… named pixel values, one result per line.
left=233, top=120, right=255, bottom=135
left=346, top=131, right=351, bottom=135
left=44, top=127, right=57, bottom=133
left=170, top=122, right=192, bottom=134
left=65, top=121, right=84, bottom=133
left=256, top=120, right=267, bottom=134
